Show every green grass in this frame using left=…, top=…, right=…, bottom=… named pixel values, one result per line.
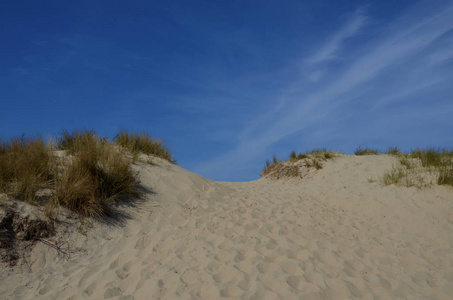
left=386, top=146, right=401, bottom=155
left=115, top=131, right=173, bottom=163
left=261, top=154, right=282, bottom=176
left=380, top=148, right=453, bottom=188
left=354, top=147, right=381, bottom=155
left=438, top=167, right=453, bottom=186
left=410, top=148, right=453, bottom=186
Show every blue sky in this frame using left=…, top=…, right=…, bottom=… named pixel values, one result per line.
left=1, top=0, right=452, bottom=181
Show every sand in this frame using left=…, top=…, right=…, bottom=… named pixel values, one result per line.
left=1, top=154, right=452, bottom=299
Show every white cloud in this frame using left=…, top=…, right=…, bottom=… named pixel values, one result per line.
left=306, top=8, right=367, bottom=65
left=194, top=1, right=453, bottom=180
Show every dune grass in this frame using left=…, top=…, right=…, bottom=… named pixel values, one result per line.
left=262, top=146, right=453, bottom=187
left=261, top=149, right=336, bottom=177
left=115, top=131, right=173, bottom=163
left=410, top=148, right=453, bottom=186
left=354, top=147, right=381, bottom=155
left=54, top=131, right=141, bottom=218
left=379, top=148, right=453, bottom=188
left=0, top=129, right=172, bottom=219
left=386, top=146, right=401, bottom=155
left=0, top=136, right=55, bottom=202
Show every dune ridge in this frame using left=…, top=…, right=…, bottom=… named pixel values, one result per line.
left=1, top=154, right=453, bottom=299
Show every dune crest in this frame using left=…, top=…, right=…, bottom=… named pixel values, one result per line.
left=1, top=155, right=453, bottom=299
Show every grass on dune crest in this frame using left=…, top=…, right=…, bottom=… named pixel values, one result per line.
left=363, top=147, right=453, bottom=188
left=115, top=131, right=173, bottom=163
left=0, top=136, right=55, bottom=202
left=261, top=146, right=453, bottom=187
left=0, top=129, right=173, bottom=219
left=261, top=149, right=337, bottom=178
left=410, top=148, right=453, bottom=186
left=354, top=147, right=381, bottom=155
left=54, top=131, right=141, bottom=218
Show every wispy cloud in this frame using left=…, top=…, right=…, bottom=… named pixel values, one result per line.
left=194, top=1, right=453, bottom=181
left=306, top=8, right=368, bottom=65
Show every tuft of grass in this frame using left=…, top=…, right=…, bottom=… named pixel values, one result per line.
left=386, top=146, right=401, bottom=155
left=55, top=133, right=140, bottom=218
left=0, top=136, right=55, bottom=202
left=438, top=167, right=453, bottom=186
left=261, top=154, right=282, bottom=177
left=289, top=151, right=307, bottom=162
left=410, top=148, right=453, bottom=186
left=115, top=131, right=173, bottom=163
left=307, top=148, right=328, bottom=154
left=261, top=149, right=336, bottom=178
left=56, top=129, right=100, bottom=154
left=398, top=157, right=415, bottom=169
left=410, top=148, right=452, bottom=168
left=312, top=158, right=322, bottom=170
left=382, top=166, right=406, bottom=186
left=354, top=147, right=380, bottom=155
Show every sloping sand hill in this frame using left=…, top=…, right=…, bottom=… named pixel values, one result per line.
left=1, top=155, right=453, bottom=299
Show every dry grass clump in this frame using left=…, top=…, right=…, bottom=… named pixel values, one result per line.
left=354, top=147, right=380, bottom=155
left=115, top=131, right=173, bottom=163
left=56, top=129, right=102, bottom=154
left=261, top=149, right=337, bottom=178
left=386, top=146, right=401, bottom=155
left=382, top=166, right=409, bottom=186
left=0, top=136, right=55, bottom=202
left=261, top=155, right=281, bottom=177
left=54, top=131, right=141, bottom=218
left=410, top=148, right=453, bottom=186
left=1, top=130, right=144, bottom=219
left=381, top=148, right=453, bottom=187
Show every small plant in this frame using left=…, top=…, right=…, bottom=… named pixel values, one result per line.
left=289, top=151, right=297, bottom=162
left=308, top=148, right=328, bottom=154
left=261, top=155, right=281, bottom=176
left=115, top=131, right=173, bottom=163
left=438, top=167, right=453, bottom=186
left=382, top=166, right=406, bottom=186
left=386, top=146, right=401, bottom=155
left=355, top=147, right=380, bottom=155
left=398, top=157, right=414, bottom=169
left=312, top=158, right=322, bottom=170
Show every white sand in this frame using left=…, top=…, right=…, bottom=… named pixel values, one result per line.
left=1, top=155, right=453, bottom=299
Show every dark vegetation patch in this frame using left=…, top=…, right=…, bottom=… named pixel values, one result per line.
left=0, top=208, right=55, bottom=266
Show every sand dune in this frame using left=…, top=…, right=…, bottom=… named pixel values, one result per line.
left=1, top=154, right=453, bottom=299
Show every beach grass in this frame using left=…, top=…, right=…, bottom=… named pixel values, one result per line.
left=115, top=131, right=173, bottom=163
left=0, top=129, right=172, bottom=219
left=0, top=136, right=55, bottom=202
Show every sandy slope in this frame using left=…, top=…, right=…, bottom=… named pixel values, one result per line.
left=1, top=155, right=453, bottom=299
